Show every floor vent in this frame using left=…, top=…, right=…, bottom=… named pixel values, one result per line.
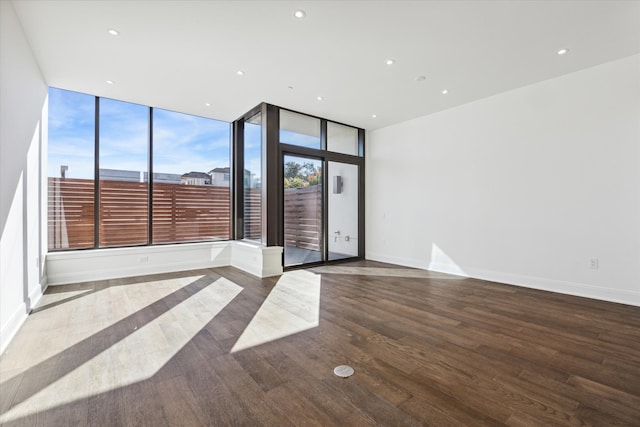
left=334, top=365, right=354, bottom=378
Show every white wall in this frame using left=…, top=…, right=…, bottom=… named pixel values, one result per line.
left=46, top=241, right=282, bottom=286
left=46, top=242, right=231, bottom=285
left=367, top=54, right=640, bottom=306
left=0, top=1, right=48, bottom=353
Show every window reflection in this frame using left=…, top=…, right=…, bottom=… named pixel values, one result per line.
left=280, top=110, right=321, bottom=149
left=244, top=112, right=262, bottom=242
left=327, top=122, right=359, bottom=156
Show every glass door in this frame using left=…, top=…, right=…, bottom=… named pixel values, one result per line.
left=327, top=161, right=359, bottom=260
left=283, top=155, right=323, bottom=267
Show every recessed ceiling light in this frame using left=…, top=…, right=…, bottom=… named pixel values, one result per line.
left=294, top=10, right=306, bottom=18
left=372, top=114, right=377, bottom=118
left=236, top=70, right=244, bottom=76
left=385, top=59, right=395, bottom=66
left=106, top=80, right=114, bottom=84
left=415, top=76, right=426, bottom=82
left=557, top=48, right=569, bottom=55
left=441, top=89, right=448, bottom=95
left=316, top=96, right=323, bottom=101
left=108, top=29, right=119, bottom=36
left=205, top=103, right=211, bottom=107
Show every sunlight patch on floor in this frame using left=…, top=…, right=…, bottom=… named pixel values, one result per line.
left=0, top=276, right=242, bottom=424
left=0, top=275, right=205, bottom=378
left=231, top=270, right=321, bottom=353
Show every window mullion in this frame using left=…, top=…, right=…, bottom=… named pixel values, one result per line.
left=94, top=96, right=100, bottom=249
left=148, top=107, right=153, bottom=245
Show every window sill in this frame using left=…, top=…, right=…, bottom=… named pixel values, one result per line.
left=46, top=241, right=282, bottom=285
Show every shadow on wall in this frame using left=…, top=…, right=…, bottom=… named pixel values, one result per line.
left=1, top=0, right=49, bottom=349
left=1, top=97, right=47, bottom=352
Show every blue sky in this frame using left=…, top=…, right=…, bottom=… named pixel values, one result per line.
left=48, top=87, right=231, bottom=179
left=47, top=88, right=95, bottom=178
left=244, top=121, right=262, bottom=183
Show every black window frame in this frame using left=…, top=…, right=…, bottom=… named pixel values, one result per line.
left=47, top=88, right=233, bottom=251
left=232, top=103, right=365, bottom=268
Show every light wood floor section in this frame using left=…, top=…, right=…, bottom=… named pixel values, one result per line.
left=1, top=260, right=639, bottom=426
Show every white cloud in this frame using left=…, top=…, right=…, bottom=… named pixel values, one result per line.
left=47, top=89, right=231, bottom=178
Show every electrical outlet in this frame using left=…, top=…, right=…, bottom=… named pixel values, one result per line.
left=590, top=258, right=599, bottom=269
left=139, top=256, right=149, bottom=263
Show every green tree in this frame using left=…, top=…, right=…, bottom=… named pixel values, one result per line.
left=283, top=161, right=321, bottom=189
left=284, top=161, right=302, bottom=179
left=284, top=176, right=310, bottom=189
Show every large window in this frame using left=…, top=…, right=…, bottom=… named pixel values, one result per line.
left=234, top=103, right=364, bottom=264
left=98, top=98, right=149, bottom=247
left=48, top=88, right=95, bottom=250
left=152, top=108, right=230, bottom=243
left=243, top=112, right=262, bottom=242
left=47, top=88, right=231, bottom=250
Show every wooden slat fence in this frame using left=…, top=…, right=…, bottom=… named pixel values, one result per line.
left=99, top=180, right=149, bottom=247
left=244, top=187, right=262, bottom=241
left=48, top=178, right=95, bottom=249
left=49, top=179, right=322, bottom=251
left=153, top=183, right=230, bottom=244
left=48, top=178, right=231, bottom=250
left=284, top=185, right=322, bottom=251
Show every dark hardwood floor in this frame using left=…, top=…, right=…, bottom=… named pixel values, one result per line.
left=1, top=260, right=639, bottom=426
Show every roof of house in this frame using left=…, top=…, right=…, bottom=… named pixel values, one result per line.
left=181, top=171, right=211, bottom=179
left=210, top=167, right=230, bottom=173
left=210, top=167, right=253, bottom=175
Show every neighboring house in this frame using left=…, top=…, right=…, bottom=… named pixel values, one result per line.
left=209, top=167, right=258, bottom=188
left=209, top=167, right=231, bottom=187
left=181, top=171, right=212, bottom=185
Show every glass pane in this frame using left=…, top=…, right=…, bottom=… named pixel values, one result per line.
left=327, top=122, right=359, bottom=156
left=99, top=98, right=149, bottom=247
left=328, top=161, right=358, bottom=260
left=47, top=88, right=95, bottom=250
left=284, top=156, right=323, bottom=266
left=152, top=109, right=230, bottom=244
left=244, top=112, right=262, bottom=242
left=280, top=110, right=321, bottom=149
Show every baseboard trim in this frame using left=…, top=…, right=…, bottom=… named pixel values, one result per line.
left=465, top=267, right=640, bottom=307
left=366, top=252, right=639, bottom=307
left=365, top=252, right=431, bottom=271
left=1, top=279, right=47, bottom=355
left=47, top=257, right=231, bottom=286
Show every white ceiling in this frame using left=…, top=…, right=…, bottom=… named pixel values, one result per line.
left=12, top=0, right=640, bottom=130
